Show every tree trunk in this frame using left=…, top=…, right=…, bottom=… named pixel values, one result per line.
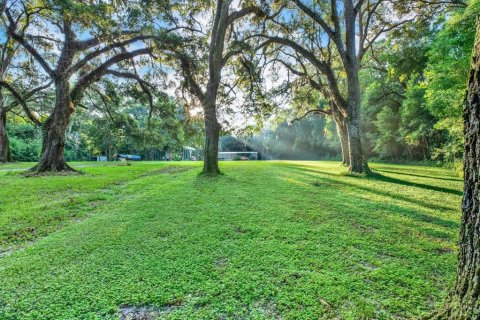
left=202, top=98, right=221, bottom=175
left=33, top=80, right=75, bottom=173
left=0, top=109, right=12, bottom=163
left=335, top=118, right=350, bottom=166
left=347, top=118, right=369, bottom=173
left=199, top=0, right=230, bottom=176
left=429, top=16, right=480, bottom=320
left=341, top=0, right=370, bottom=174
left=346, top=65, right=370, bottom=174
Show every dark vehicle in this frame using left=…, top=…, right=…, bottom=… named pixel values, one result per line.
left=117, top=154, right=142, bottom=161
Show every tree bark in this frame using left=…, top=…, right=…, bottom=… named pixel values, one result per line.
left=33, top=80, right=75, bottom=172
left=335, top=118, right=350, bottom=166
left=203, top=98, right=221, bottom=175
left=343, top=0, right=370, bottom=174
left=346, top=101, right=369, bottom=173
left=345, top=64, right=370, bottom=174
left=346, top=117, right=369, bottom=173
left=429, top=16, right=480, bottom=320
left=329, top=100, right=350, bottom=166
left=199, top=0, right=232, bottom=176
left=0, top=109, right=12, bottom=163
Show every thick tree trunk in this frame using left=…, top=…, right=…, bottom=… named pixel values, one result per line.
left=347, top=118, right=369, bottom=173
left=199, top=0, right=230, bottom=176
left=429, top=16, right=480, bottom=320
left=202, top=98, right=221, bottom=175
left=346, top=66, right=370, bottom=174
left=33, top=80, right=75, bottom=173
left=335, top=118, right=350, bottom=166
left=0, top=109, right=12, bottom=163
left=341, top=0, right=370, bottom=174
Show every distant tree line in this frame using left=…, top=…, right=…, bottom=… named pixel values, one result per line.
left=360, top=8, right=473, bottom=168
left=228, top=5, right=473, bottom=167
left=5, top=81, right=203, bottom=162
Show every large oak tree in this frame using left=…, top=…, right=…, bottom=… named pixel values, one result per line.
left=4, top=0, right=162, bottom=172
left=165, top=0, right=268, bottom=175
left=255, top=0, right=452, bottom=173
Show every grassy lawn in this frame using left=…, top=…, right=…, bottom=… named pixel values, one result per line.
left=0, top=161, right=462, bottom=319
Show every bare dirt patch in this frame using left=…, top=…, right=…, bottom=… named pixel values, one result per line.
left=156, top=166, right=193, bottom=175
left=119, top=300, right=184, bottom=320
left=140, top=166, right=194, bottom=178
left=435, top=247, right=454, bottom=255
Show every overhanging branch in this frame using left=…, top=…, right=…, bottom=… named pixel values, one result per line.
left=0, top=80, right=43, bottom=125
left=291, top=108, right=332, bottom=123
left=69, top=35, right=154, bottom=74
left=105, top=69, right=155, bottom=121
left=5, top=7, right=55, bottom=78
left=71, top=47, right=152, bottom=102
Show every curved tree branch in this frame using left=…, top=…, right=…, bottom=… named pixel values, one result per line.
left=5, top=7, right=56, bottom=78
left=70, top=47, right=152, bottom=102
left=0, top=80, right=42, bottom=125
left=290, top=0, right=345, bottom=59
left=227, top=6, right=262, bottom=26
left=258, top=36, right=347, bottom=109
left=69, top=35, right=154, bottom=74
left=291, top=108, right=332, bottom=123
left=104, top=69, right=155, bottom=121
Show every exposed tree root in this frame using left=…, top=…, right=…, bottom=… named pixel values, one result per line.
left=26, top=162, right=81, bottom=176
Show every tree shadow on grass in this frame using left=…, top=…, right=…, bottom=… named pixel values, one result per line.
left=285, top=165, right=459, bottom=230
left=288, top=166, right=452, bottom=210
left=374, top=169, right=462, bottom=183
left=287, top=163, right=462, bottom=197
left=367, top=172, right=462, bottom=196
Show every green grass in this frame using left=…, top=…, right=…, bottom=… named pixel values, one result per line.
left=0, top=161, right=462, bottom=319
